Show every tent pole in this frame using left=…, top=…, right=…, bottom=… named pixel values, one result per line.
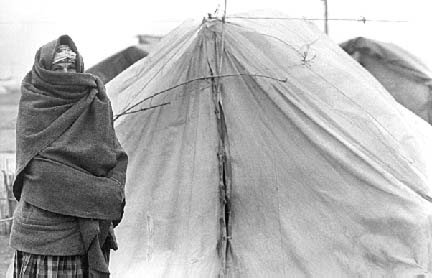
left=322, top=0, right=329, bottom=34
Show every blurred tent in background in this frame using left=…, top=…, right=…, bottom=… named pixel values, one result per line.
left=86, top=46, right=149, bottom=84
left=106, top=12, right=432, bottom=277
left=341, top=37, right=432, bottom=124
left=136, top=34, right=163, bottom=53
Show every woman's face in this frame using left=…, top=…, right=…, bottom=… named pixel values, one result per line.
left=52, top=45, right=77, bottom=73
left=52, top=61, right=76, bottom=73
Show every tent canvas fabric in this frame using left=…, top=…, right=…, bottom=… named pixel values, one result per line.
left=341, top=37, right=432, bottom=124
left=86, top=46, right=148, bottom=84
left=106, top=12, right=432, bottom=277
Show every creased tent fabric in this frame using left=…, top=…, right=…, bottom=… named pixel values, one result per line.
left=108, top=21, right=221, bottom=278
left=107, top=12, right=432, bottom=277
left=341, top=37, right=432, bottom=124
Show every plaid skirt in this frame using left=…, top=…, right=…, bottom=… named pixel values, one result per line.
left=14, top=250, right=87, bottom=278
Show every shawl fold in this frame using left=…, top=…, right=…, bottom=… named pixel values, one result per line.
left=14, top=35, right=128, bottom=277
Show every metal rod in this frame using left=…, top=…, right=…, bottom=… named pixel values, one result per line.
left=225, top=16, right=407, bottom=23
left=322, top=0, right=329, bottom=34
left=0, top=217, right=13, bottom=223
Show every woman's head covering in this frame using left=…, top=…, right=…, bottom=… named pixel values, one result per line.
left=36, top=34, right=84, bottom=73
left=52, top=44, right=77, bottom=72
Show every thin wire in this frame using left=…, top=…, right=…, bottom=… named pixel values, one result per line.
left=253, top=26, right=415, bottom=159
left=226, top=20, right=325, bottom=62
left=218, top=0, right=227, bottom=75
left=227, top=22, right=417, bottom=169
left=120, top=25, right=201, bottom=111
left=0, top=21, right=55, bottom=25
left=224, top=0, right=227, bottom=18
left=307, top=66, right=414, bottom=160
left=218, top=27, right=226, bottom=75
left=113, top=102, right=170, bottom=121
left=226, top=16, right=408, bottom=23
left=116, top=73, right=288, bottom=117
left=0, top=217, right=13, bottom=223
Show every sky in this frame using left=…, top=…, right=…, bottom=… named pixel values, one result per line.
left=1, top=0, right=431, bottom=80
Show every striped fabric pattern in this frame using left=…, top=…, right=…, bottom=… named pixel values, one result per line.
left=14, top=250, right=86, bottom=278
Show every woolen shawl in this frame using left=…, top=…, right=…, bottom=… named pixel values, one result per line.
left=14, top=35, right=128, bottom=277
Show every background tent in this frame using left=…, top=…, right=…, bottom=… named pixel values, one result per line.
left=86, top=46, right=148, bottom=84
left=107, top=12, right=432, bottom=277
left=340, top=37, right=432, bottom=124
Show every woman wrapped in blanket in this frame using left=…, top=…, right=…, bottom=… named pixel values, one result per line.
left=10, top=35, right=128, bottom=278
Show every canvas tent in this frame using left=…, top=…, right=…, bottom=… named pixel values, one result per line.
left=106, top=12, right=432, bottom=277
left=341, top=37, right=432, bottom=124
left=86, top=46, right=148, bottom=84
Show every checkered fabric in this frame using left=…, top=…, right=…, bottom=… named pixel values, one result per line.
left=14, top=250, right=86, bottom=278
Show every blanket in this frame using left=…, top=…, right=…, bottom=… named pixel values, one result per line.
left=14, top=34, right=128, bottom=277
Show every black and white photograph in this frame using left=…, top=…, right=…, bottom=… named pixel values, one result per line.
left=1, top=0, right=432, bottom=277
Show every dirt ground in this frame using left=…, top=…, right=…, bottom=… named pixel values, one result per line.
left=0, top=235, right=13, bottom=278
